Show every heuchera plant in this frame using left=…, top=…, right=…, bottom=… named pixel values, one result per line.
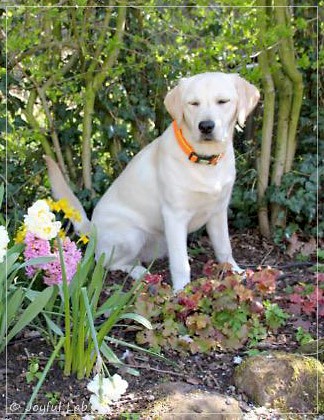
left=134, top=262, right=284, bottom=353
left=284, top=273, right=324, bottom=317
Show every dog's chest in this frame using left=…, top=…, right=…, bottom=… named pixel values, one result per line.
left=186, top=181, right=232, bottom=230
left=182, top=161, right=235, bottom=200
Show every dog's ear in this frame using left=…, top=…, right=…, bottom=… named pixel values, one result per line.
left=233, top=75, right=260, bottom=128
left=164, top=82, right=184, bottom=125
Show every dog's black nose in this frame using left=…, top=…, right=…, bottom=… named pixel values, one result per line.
left=198, top=120, right=215, bottom=134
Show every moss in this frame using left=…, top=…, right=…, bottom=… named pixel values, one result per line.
left=234, top=351, right=324, bottom=414
left=318, top=399, right=324, bottom=414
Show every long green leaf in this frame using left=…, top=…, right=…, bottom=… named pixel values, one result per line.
left=82, top=287, right=102, bottom=377
left=82, top=226, right=97, bottom=262
left=0, top=251, right=21, bottom=284
left=6, top=288, right=24, bottom=326
left=81, top=287, right=100, bottom=357
left=100, top=340, right=123, bottom=365
left=43, top=313, right=64, bottom=337
left=100, top=341, right=140, bottom=376
left=21, top=256, right=56, bottom=268
left=119, top=312, right=153, bottom=330
left=69, top=253, right=94, bottom=296
left=0, top=184, right=4, bottom=209
left=88, top=253, right=105, bottom=306
left=6, top=287, right=53, bottom=344
left=96, top=286, right=124, bottom=317
left=105, top=336, right=174, bottom=365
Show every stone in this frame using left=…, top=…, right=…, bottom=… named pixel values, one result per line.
left=234, top=351, right=324, bottom=414
left=142, top=381, right=242, bottom=419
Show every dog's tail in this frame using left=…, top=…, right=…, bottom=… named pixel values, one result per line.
left=43, top=155, right=91, bottom=235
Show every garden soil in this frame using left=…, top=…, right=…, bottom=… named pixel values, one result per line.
left=1, top=230, right=322, bottom=419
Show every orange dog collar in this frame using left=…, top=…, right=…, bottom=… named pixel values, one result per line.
left=172, top=120, right=224, bottom=165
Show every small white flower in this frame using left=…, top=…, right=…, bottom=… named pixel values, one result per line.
left=0, top=226, right=9, bottom=263
left=89, top=394, right=111, bottom=415
left=109, top=374, right=128, bottom=399
left=233, top=355, right=243, bottom=365
left=179, top=335, right=193, bottom=343
left=24, top=199, right=61, bottom=240
left=121, top=349, right=131, bottom=360
left=87, top=373, right=128, bottom=414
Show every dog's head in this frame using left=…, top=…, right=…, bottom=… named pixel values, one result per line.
left=164, top=72, right=260, bottom=145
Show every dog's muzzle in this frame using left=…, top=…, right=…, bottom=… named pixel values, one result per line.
left=199, top=120, right=217, bottom=141
left=199, top=120, right=215, bottom=135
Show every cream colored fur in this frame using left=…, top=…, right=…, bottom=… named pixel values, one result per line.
left=45, top=72, right=259, bottom=292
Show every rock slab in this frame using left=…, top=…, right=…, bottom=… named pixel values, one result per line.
left=234, top=351, right=324, bottom=414
left=143, top=381, right=242, bottom=420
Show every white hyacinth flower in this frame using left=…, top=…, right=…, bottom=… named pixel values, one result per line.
left=0, top=226, right=9, bottom=263
left=24, top=199, right=61, bottom=240
left=87, top=373, right=128, bottom=414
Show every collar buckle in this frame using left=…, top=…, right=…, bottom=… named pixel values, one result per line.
left=188, top=151, right=199, bottom=163
left=188, top=151, right=223, bottom=165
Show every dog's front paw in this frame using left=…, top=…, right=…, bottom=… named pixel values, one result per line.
left=128, top=265, right=149, bottom=280
left=172, top=278, right=190, bottom=294
left=232, top=264, right=245, bottom=275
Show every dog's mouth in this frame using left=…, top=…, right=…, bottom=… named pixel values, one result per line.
left=200, top=134, right=214, bottom=142
left=200, top=134, right=224, bottom=143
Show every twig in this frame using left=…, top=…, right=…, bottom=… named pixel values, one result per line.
left=260, top=246, right=274, bottom=265
left=276, top=262, right=315, bottom=269
left=124, top=364, right=186, bottom=377
left=242, top=261, right=315, bottom=270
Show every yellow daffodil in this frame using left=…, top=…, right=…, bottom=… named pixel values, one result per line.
left=58, top=229, right=66, bottom=239
left=14, top=224, right=27, bottom=244
left=47, top=198, right=81, bottom=223
left=78, top=234, right=89, bottom=245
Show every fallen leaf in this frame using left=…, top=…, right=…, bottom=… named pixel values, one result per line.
left=186, top=377, right=201, bottom=385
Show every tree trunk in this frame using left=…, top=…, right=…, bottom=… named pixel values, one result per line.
left=257, top=49, right=275, bottom=238
left=274, top=3, right=304, bottom=174
left=80, top=3, right=126, bottom=192
left=24, top=89, right=54, bottom=158
left=256, top=1, right=303, bottom=235
left=81, top=84, right=96, bottom=192
left=270, top=63, right=293, bottom=228
left=270, top=1, right=304, bottom=229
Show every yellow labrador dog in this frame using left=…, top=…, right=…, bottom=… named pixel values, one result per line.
left=45, top=72, right=259, bottom=292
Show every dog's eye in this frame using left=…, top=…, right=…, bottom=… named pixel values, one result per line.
left=189, top=101, right=200, bottom=106
left=217, top=99, right=230, bottom=105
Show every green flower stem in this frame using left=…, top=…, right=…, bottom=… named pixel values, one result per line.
left=57, top=236, right=71, bottom=376
left=76, top=293, right=86, bottom=379
left=71, top=288, right=80, bottom=375
left=81, top=287, right=101, bottom=376
left=21, top=336, right=65, bottom=420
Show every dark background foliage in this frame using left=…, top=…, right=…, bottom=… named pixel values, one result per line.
left=1, top=2, right=322, bottom=243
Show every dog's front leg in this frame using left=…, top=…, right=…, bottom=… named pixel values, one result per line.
left=162, top=206, right=190, bottom=292
left=206, top=211, right=242, bottom=273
